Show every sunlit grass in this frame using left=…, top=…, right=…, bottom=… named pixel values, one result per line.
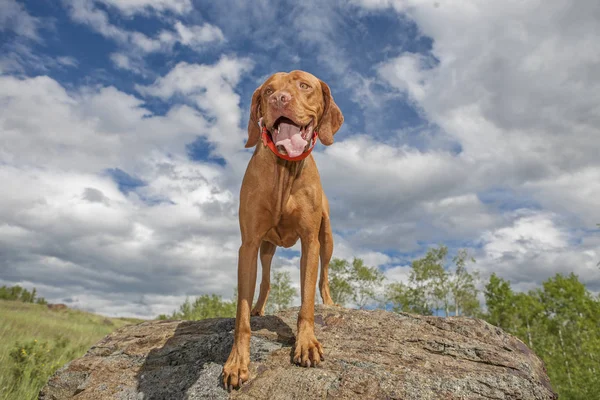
left=0, top=300, right=142, bottom=400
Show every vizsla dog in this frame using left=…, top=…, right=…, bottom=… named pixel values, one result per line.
left=222, top=70, right=343, bottom=390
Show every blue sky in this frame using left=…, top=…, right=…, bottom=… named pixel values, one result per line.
left=1, top=0, right=599, bottom=317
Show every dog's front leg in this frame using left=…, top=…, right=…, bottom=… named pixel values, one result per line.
left=223, top=241, right=259, bottom=390
left=251, top=241, right=276, bottom=316
left=294, top=235, right=324, bottom=367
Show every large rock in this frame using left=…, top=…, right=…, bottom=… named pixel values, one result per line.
left=40, top=306, right=556, bottom=399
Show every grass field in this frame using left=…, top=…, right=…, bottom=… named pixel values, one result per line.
left=0, top=300, right=142, bottom=400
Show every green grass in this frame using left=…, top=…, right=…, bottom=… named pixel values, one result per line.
left=0, top=300, right=142, bottom=400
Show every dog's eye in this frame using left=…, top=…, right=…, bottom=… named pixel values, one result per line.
left=265, top=88, right=273, bottom=95
left=299, top=83, right=310, bottom=90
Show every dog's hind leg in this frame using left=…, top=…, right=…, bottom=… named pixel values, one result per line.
left=251, top=241, right=276, bottom=316
left=318, top=212, right=334, bottom=306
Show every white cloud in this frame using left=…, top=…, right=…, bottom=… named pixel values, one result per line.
left=97, top=0, right=192, bottom=16
left=56, top=56, right=79, bottom=68
left=0, top=55, right=251, bottom=171
left=524, top=167, right=600, bottom=226
left=0, top=0, right=40, bottom=40
left=0, top=57, right=255, bottom=317
left=66, top=0, right=224, bottom=56
left=0, top=43, right=61, bottom=74
left=3, top=0, right=599, bottom=317
left=346, top=0, right=600, bottom=290
left=0, top=2, right=73, bottom=74
left=109, top=52, right=144, bottom=74
left=384, top=264, right=411, bottom=286
left=1, top=75, right=148, bottom=171
left=371, top=0, right=600, bottom=173
left=0, top=53, right=251, bottom=173
left=378, top=53, right=429, bottom=102
left=314, top=135, right=487, bottom=250
left=421, top=194, right=499, bottom=237
left=331, top=234, right=395, bottom=268
left=136, top=56, right=254, bottom=166
left=482, top=212, right=569, bottom=259
left=477, top=211, right=600, bottom=292
left=0, top=159, right=241, bottom=318
left=172, top=21, right=225, bottom=47
left=67, top=0, right=129, bottom=42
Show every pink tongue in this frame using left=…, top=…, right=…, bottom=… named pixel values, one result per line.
left=274, top=122, right=307, bottom=157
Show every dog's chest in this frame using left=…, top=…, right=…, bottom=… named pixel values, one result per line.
left=264, top=225, right=299, bottom=248
left=263, top=196, right=303, bottom=248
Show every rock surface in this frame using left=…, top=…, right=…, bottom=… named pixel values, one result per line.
left=47, top=303, right=68, bottom=310
left=40, top=306, right=556, bottom=399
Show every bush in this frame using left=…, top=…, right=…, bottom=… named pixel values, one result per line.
left=7, top=336, right=82, bottom=395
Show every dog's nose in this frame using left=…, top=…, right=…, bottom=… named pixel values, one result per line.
left=269, top=91, right=291, bottom=108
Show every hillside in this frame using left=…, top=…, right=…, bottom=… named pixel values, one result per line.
left=0, top=300, right=142, bottom=400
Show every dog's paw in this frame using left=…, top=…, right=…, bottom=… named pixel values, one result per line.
left=250, top=307, right=265, bottom=316
left=222, top=347, right=250, bottom=391
left=293, top=332, right=324, bottom=368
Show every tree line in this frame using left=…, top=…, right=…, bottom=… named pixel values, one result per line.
left=0, top=285, right=47, bottom=305
left=165, top=245, right=600, bottom=399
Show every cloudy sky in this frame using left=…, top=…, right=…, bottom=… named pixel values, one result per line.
left=1, top=0, right=599, bottom=318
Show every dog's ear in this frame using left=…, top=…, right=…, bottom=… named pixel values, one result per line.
left=245, top=86, right=262, bottom=148
left=317, top=80, right=344, bottom=146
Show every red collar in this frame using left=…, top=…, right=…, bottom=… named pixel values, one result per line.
left=261, top=125, right=318, bottom=162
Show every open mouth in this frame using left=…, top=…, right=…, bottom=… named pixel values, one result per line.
left=271, top=117, right=314, bottom=157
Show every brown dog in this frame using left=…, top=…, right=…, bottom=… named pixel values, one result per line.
left=222, top=70, right=343, bottom=389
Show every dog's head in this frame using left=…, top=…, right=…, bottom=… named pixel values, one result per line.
left=245, top=70, right=344, bottom=157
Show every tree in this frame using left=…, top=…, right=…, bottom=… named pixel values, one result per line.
left=535, top=273, right=600, bottom=398
left=328, top=258, right=385, bottom=308
left=36, top=297, right=48, bottom=305
left=266, top=270, right=296, bottom=313
left=386, top=281, right=431, bottom=315
left=484, top=273, right=517, bottom=332
left=410, top=245, right=448, bottom=315
left=512, top=292, right=542, bottom=349
left=481, top=272, right=600, bottom=399
left=171, top=289, right=237, bottom=320
left=449, top=249, right=479, bottom=317
left=328, top=258, right=354, bottom=306
left=349, top=258, right=385, bottom=309
left=386, top=246, right=479, bottom=317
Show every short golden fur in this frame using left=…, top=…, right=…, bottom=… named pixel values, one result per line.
left=222, top=70, right=343, bottom=389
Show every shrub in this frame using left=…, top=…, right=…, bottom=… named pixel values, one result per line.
left=8, top=336, right=80, bottom=392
